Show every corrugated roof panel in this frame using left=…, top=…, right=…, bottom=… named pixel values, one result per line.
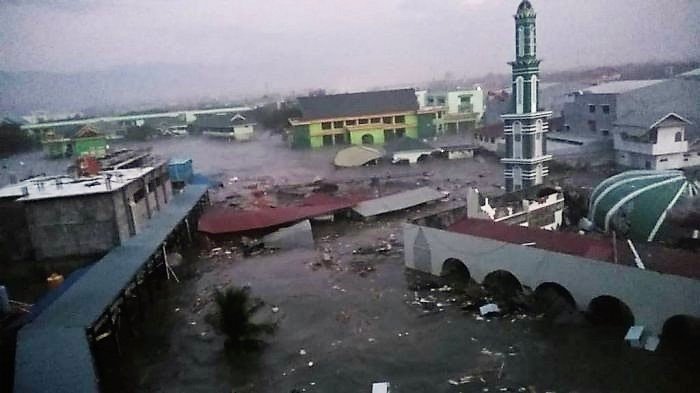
left=352, top=187, right=445, bottom=218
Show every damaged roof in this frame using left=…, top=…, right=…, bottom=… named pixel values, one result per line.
left=353, top=187, right=445, bottom=218
left=447, top=217, right=700, bottom=280
left=297, top=89, right=418, bottom=121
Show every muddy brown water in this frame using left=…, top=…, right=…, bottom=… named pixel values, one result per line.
left=4, top=134, right=689, bottom=392
left=109, top=219, right=698, bottom=393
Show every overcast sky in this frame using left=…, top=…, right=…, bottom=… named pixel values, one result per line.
left=1, top=0, right=699, bottom=93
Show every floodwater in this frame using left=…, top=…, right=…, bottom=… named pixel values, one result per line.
left=6, top=132, right=680, bottom=392
left=112, top=218, right=699, bottom=393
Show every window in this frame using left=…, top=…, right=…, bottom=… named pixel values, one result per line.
left=133, top=188, right=146, bottom=203
left=384, top=129, right=395, bottom=141
left=490, top=137, right=495, bottom=143
left=660, top=158, right=669, bottom=162
left=396, top=128, right=406, bottom=138
left=346, top=119, right=357, bottom=126
left=518, top=26, right=525, bottom=57
left=675, top=132, right=683, bottom=142
left=437, top=98, right=446, bottom=105
left=514, top=134, right=522, bottom=142
left=370, top=117, right=381, bottom=124
left=358, top=118, right=369, bottom=125
left=394, top=115, right=405, bottom=123
left=334, top=134, right=346, bottom=145
left=530, top=75, right=538, bottom=112
left=588, top=105, right=596, bottom=113
left=322, top=134, right=333, bottom=146
left=427, top=97, right=434, bottom=104
left=602, top=105, right=610, bottom=114
left=460, top=96, right=472, bottom=104
left=382, top=116, right=393, bottom=124
left=437, top=112, right=443, bottom=119
left=321, top=122, right=331, bottom=130
left=515, top=77, right=524, bottom=114
left=333, top=121, right=344, bottom=129
left=601, top=130, right=610, bottom=136
left=588, top=120, right=597, bottom=132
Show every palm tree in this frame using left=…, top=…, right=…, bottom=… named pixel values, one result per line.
left=214, top=286, right=276, bottom=351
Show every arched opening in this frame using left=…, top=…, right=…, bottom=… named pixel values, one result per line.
left=661, top=315, right=700, bottom=351
left=674, top=131, right=682, bottom=142
left=587, top=295, right=634, bottom=328
left=441, top=258, right=471, bottom=286
left=534, top=283, right=577, bottom=320
left=482, top=270, right=522, bottom=300
left=417, top=154, right=432, bottom=164
left=361, top=134, right=374, bottom=145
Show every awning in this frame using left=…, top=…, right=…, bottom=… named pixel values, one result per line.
left=334, top=146, right=385, bottom=167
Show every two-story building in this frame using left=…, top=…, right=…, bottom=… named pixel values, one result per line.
left=614, top=112, right=700, bottom=170
left=289, top=89, right=421, bottom=148
left=415, top=88, right=486, bottom=134
left=560, top=80, right=666, bottom=139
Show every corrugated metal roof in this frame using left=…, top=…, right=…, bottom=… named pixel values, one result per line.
left=352, top=187, right=445, bottom=218
left=297, top=89, right=418, bottom=121
left=583, top=79, right=666, bottom=94
left=198, top=194, right=361, bottom=235
left=14, top=185, right=209, bottom=393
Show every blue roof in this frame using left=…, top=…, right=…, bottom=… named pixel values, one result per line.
left=14, top=184, right=208, bottom=393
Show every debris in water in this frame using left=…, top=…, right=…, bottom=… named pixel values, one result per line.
left=272, top=306, right=280, bottom=313
left=480, top=303, right=501, bottom=316
left=299, top=349, right=307, bottom=356
left=307, top=361, right=314, bottom=367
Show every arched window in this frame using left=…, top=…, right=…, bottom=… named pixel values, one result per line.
left=530, top=75, right=538, bottom=112
left=516, top=77, right=524, bottom=114
left=529, top=26, right=536, bottom=55
left=675, top=131, right=683, bottom=142
left=518, top=27, right=525, bottom=57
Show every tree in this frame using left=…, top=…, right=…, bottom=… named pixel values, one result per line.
left=0, top=123, right=35, bottom=157
left=213, top=286, right=276, bottom=352
left=125, top=125, right=158, bottom=141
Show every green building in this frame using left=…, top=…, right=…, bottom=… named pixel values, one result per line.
left=40, top=124, right=107, bottom=159
left=289, top=89, right=431, bottom=149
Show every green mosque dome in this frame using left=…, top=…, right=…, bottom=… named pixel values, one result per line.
left=588, top=170, right=699, bottom=241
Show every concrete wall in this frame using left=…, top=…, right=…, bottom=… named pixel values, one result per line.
left=403, top=223, right=700, bottom=335
left=25, top=194, right=119, bottom=259
left=561, top=93, right=617, bottom=138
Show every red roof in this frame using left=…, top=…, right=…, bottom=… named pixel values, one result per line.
left=447, top=218, right=700, bottom=280
left=198, top=193, right=359, bottom=235
left=448, top=218, right=615, bottom=261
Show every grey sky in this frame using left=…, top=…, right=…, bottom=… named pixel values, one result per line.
left=1, top=0, right=699, bottom=93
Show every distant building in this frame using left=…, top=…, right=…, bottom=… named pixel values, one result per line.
left=614, top=113, right=700, bottom=170
left=40, top=124, right=108, bottom=159
left=194, top=112, right=256, bottom=141
left=561, top=79, right=666, bottom=139
left=472, top=122, right=506, bottom=155
left=0, top=163, right=173, bottom=260
left=289, top=89, right=421, bottom=148
left=384, top=137, right=439, bottom=164
left=501, top=1, right=552, bottom=192
left=415, top=88, right=485, bottom=133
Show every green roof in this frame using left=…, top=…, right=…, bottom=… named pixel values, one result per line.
left=588, top=170, right=699, bottom=241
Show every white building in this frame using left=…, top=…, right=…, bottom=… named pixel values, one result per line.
left=614, top=113, right=700, bottom=170
left=416, top=88, right=486, bottom=133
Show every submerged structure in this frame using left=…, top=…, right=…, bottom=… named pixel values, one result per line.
left=501, top=0, right=552, bottom=192
left=588, top=170, right=699, bottom=242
